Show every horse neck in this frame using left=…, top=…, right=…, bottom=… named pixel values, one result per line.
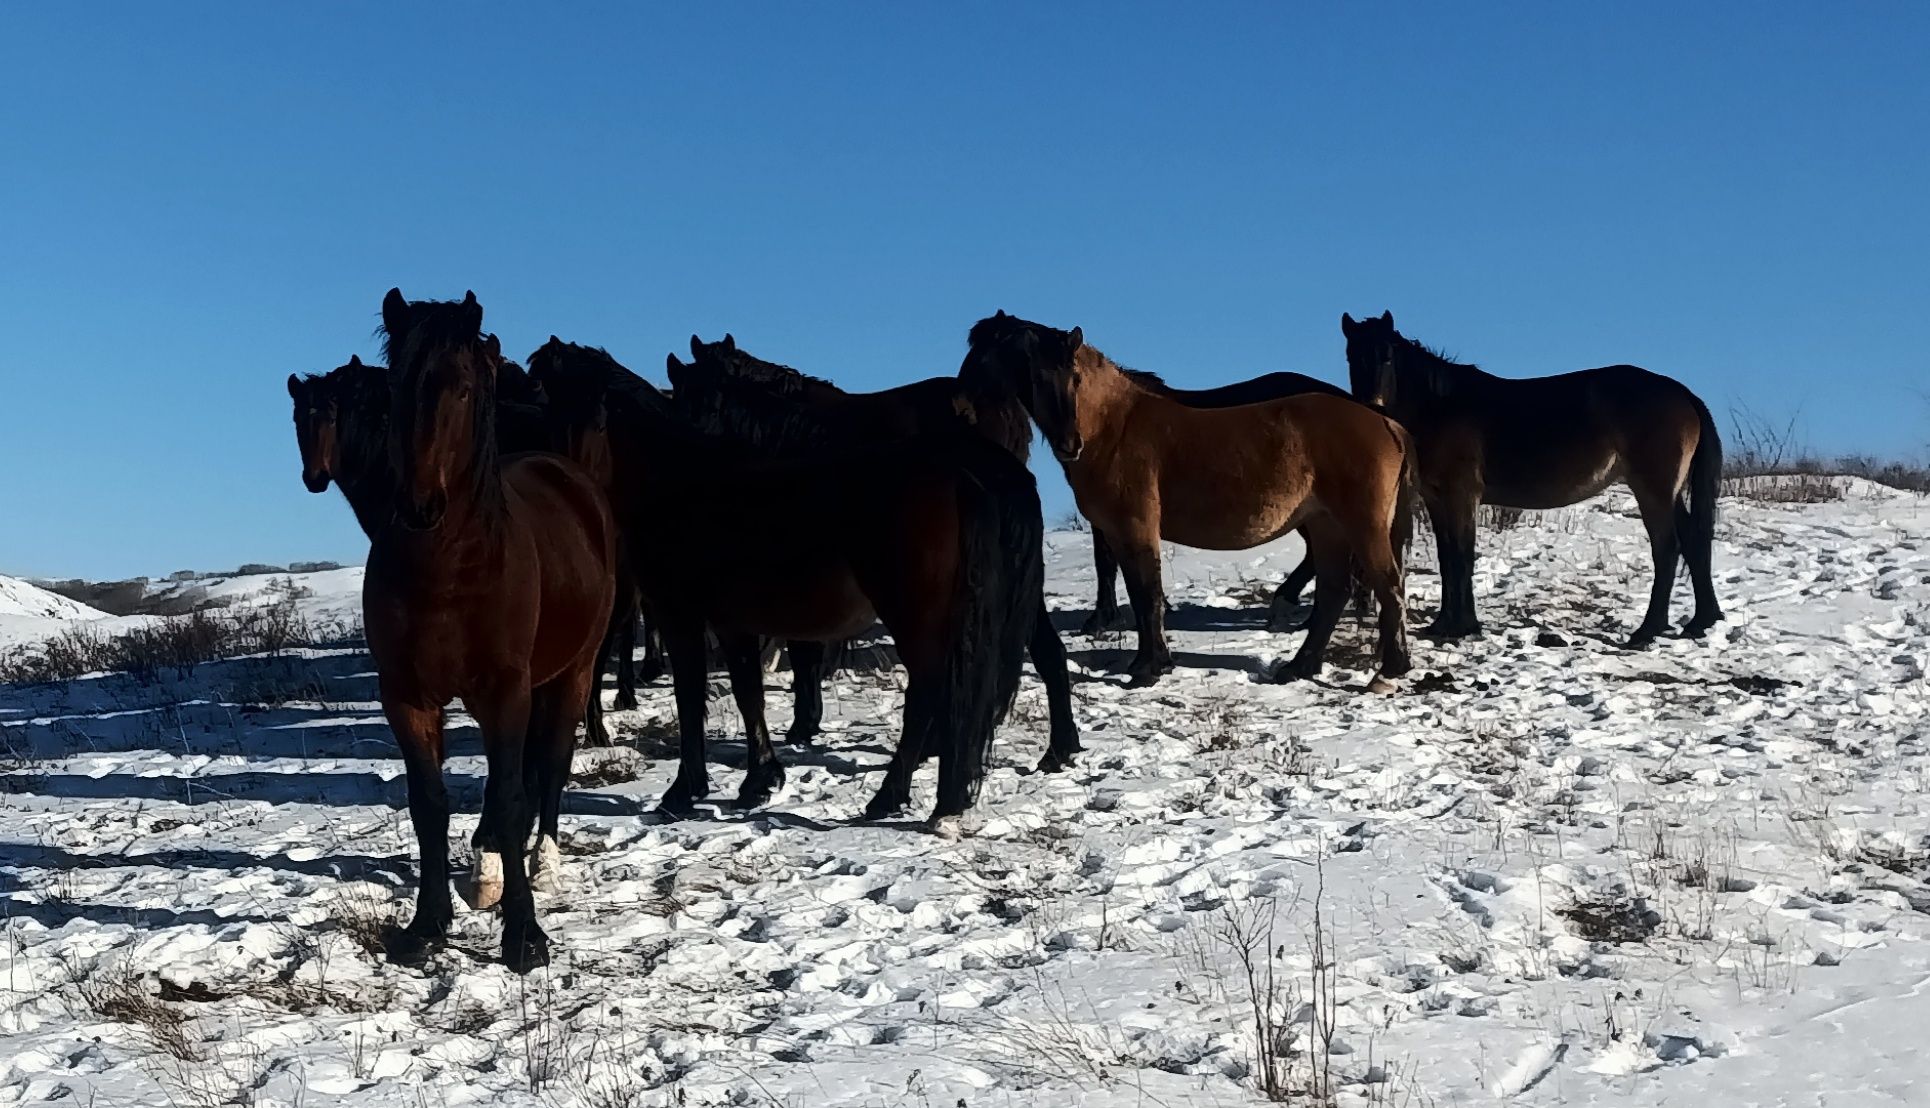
left=1075, top=354, right=1142, bottom=452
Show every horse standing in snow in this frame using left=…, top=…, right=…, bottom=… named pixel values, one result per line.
left=1339, top=311, right=1722, bottom=645
left=669, top=333, right=1080, bottom=771
left=358, top=289, right=617, bottom=973
left=966, top=312, right=1416, bottom=689
left=528, top=338, right=1043, bottom=829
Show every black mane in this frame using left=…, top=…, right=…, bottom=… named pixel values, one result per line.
left=382, top=295, right=504, bottom=521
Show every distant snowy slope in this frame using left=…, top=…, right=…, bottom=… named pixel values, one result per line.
left=0, top=575, right=109, bottom=647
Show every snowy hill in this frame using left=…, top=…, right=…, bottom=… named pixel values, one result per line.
left=0, top=573, right=110, bottom=647
left=0, top=485, right=1926, bottom=1106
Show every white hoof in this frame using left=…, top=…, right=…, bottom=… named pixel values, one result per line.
left=471, top=850, right=505, bottom=911
left=529, top=835, right=563, bottom=893
left=1367, top=675, right=1401, bottom=696
left=927, top=814, right=965, bottom=841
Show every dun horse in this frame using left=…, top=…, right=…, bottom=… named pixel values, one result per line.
left=360, top=290, right=617, bottom=972
left=1340, top=311, right=1722, bottom=644
left=673, top=335, right=1080, bottom=769
left=967, top=312, right=1415, bottom=687
left=528, top=340, right=1043, bottom=828
left=1083, top=367, right=1349, bottom=635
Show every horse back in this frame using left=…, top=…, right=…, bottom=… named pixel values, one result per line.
left=1454, top=365, right=1706, bottom=507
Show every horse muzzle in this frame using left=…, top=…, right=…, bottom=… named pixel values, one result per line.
left=400, top=489, right=448, bottom=530
left=302, top=470, right=332, bottom=494
left=1051, top=436, right=1084, bottom=463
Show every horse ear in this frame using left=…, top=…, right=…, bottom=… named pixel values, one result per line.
left=689, top=335, right=704, bottom=359
left=1341, top=312, right=1356, bottom=335
left=382, top=287, right=410, bottom=337
left=722, top=333, right=736, bottom=353
left=286, top=373, right=302, bottom=400
left=461, top=290, right=483, bottom=331
left=995, top=308, right=1008, bottom=319
left=666, top=353, right=685, bottom=378
left=1068, top=326, right=1084, bottom=349
left=548, top=335, right=560, bottom=346
left=1379, top=310, right=1393, bottom=326
left=348, top=354, right=363, bottom=367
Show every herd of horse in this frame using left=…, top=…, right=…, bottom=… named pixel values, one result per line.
left=286, top=290, right=1724, bottom=971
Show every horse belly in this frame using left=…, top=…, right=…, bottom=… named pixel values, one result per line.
left=704, top=565, right=876, bottom=641
left=1484, top=448, right=1624, bottom=510
left=1156, top=467, right=1309, bottom=550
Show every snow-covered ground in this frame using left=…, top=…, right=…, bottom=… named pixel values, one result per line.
left=2, top=483, right=1926, bottom=1107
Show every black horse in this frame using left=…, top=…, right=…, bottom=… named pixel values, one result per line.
left=529, top=339, right=1047, bottom=827
left=670, top=334, right=1080, bottom=769
left=1341, top=311, right=1722, bottom=643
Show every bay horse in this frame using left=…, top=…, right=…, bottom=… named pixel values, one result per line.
left=672, top=335, right=1079, bottom=769
left=1086, top=367, right=1349, bottom=635
left=287, top=353, right=634, bottom=749
left=1340, top=311, right=1722, bottom=644
left=362, top=289, right=616, bottom=972
left=966, top=312, right=1415, bottom=687
left=527, top=338, right=1042, bottom=828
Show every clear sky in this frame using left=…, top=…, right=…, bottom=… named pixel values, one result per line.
left=2, top=3, right=1925, bottom=580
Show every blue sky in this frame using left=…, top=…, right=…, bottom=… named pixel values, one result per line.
left=2, top=4, right=1925, bottom=579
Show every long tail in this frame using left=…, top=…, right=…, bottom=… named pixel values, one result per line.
left=1392, top=423, right=1419, bottom=586
left=1679, top=393, right=1722, bottom=561
left=932, top=440, right=1042, bottom=818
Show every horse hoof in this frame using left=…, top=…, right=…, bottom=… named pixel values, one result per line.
left=862, top=793, right=910, bottom=822
left=1266, top=613, right=1309, bottom=634
left=1036, top=749, right=1075, bottom=773
left=385, top=922, right=445, bottom=967
left=1680, top=615, right=1722, bottom=639
left=783, top=725, right=818, bottom=746
left=1625, top=627, right=1665, bottom=650
left=657, top=781, right=710, bottom=816
left=469, top=851, right=505, bottom=911
left=927, top=814, right=965, bottom=840
left=613, top=692, right=639, bottom=712
left=502, top=924, right=551, bottom=974
left=1079, top=611, right=1131, bottom=636
left=1269, top=659, right=1319, bottom=683
left=735, top=765, right=787, bottom=809
left=637, top=662, right=666, bottom=684
left=528, top=836, right=563, bottom=894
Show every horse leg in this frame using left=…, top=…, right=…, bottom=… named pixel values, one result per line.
left=1431, top=494, right=1482, bottom=638
left=526, top=676, right=585, bottom=895
left=721, top=631, right=787, bottom=808
left=637, top=612, right=667, bottom=684
left=468, top=679, right=545, bottom=972
left=1268, top=550, right=1317, bottom=633
left=1626, top=478, right=1682, bottom=648
left=1029, top=587, right=1082, bottom=772
left=1115, top=531, right=1176, bottom=686
left=383, top=697, right=452, bottom=964
left=1678, top=500, right=1723, bottom=638
left=784, top=640, right=826, bottom=745
left=1274, top=518, right=1351, bottom=682
left=612, top=601, right=640, bottom=711
left=864, top=677, right=933, bottom=820
left=1081, top=529, right=1128, bottom=635
left=658, top=618, right=713, bottom=814
left=1344, top=509, right=1412, bottom=681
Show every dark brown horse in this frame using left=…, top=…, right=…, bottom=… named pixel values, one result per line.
left=361, top=289, right=616, bottom=972
left=672, top=335, right=1079, bottom=768
left=287, top=352, right=636, bottom=749
left=1086, top=367, right=1349, bottom=635
left=528, top=339, right=1042, bottom=828
left=1340, top=311, right=1722, bottom=645
left=967, top=312, right=1415, bottom=688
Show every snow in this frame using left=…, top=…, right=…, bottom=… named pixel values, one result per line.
left=2, top=486, right=1927, bottom=1106
left=0, top=577, right=108, bottom=648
